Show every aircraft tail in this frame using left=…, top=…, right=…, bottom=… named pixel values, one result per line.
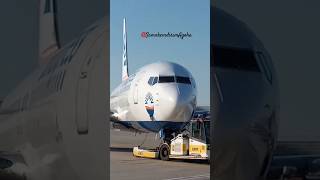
left=122, top=18, right=129, bottom=81
left=38, top=0, right=60, bottom=64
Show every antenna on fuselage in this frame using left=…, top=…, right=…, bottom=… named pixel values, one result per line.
left=122, top=18, right=129, bottom=81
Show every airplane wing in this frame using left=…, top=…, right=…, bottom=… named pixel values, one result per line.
left=110, top=112, right=141, bottom=132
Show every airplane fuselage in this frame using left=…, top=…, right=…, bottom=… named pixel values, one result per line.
left=0, top=18, right=108, bottom=180
left=111, top=62, right=197, bottom=133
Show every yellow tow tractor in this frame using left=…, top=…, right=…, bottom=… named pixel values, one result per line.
left=133, top=119, right=210, bottom=161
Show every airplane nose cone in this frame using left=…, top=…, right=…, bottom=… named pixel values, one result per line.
left=158, top=85, right=178, bottom=119
left=157, top=84, right=195, bottom=122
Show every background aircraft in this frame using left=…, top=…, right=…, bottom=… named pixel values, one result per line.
left=0, top=0, right=108, bottom=179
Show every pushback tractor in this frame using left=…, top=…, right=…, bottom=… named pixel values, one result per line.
left=133, top=119, right=210, bottom=161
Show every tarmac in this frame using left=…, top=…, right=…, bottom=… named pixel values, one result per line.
left=110, top=128, right=210, bottom=180
left=110, top=149, right=209, bottom=180
left=110, top=125, right=320, bottom=180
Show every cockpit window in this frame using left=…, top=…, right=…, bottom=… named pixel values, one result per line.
left=152, top=77, right=158, bottom=85
left=176, top=76, right=191, bottom=84
left=150, top=76, right=192, bottom=85
left=256, top=52, right=272, bottom=84
left=159, top=76, right=175, bottom=83
left=148, top=76, right=159, bottom=86
left=148, top=77, right=154, bottom=85
left=190, top=77, right=196, bottom=88
left=213, top=46, right=260, bottom=72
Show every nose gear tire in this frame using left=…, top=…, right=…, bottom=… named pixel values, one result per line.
left=159, top=143, right=170, bottom=161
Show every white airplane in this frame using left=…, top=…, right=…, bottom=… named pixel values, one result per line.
left=211, top=7, right=279, bottom=180
left=0, top=0, right=108, bottom=180
left=110, top=18, right=197, bottom=143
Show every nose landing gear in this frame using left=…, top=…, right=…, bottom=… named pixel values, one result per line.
left=159, top=128, right=175, bottom=142
left=158, top=129, right=175, bottom=161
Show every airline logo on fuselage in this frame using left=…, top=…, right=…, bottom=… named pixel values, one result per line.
left=144, top=92, right=155, bottom=120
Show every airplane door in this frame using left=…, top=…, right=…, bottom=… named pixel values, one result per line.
left=76, top=55, right=95, bottom=135
left=132, top=72, right=146, bottom=105
left=133, top=83, right=138, bottom=104
left=75, top=33, right=104, bottom=135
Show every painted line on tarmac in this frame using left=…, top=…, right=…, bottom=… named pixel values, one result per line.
left=163, top=174, right=210, bottom=180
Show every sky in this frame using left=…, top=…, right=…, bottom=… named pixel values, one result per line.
left=216, top=0, right=320, bottom=141
left=110, top=0, right=210, bottom=106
